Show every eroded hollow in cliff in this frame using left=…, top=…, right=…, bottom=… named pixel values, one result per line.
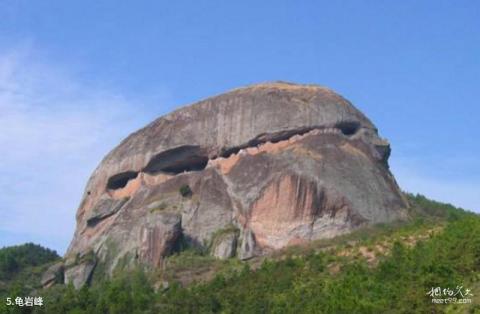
left=220, top=127, right=315, bottom=158
left=107, top=171, right=139, bottom=190
left=140, top=124, right=362, bottom=177
left=143, top=145, right=209, bottom=175
left=336, top=121, right=360, bottom=136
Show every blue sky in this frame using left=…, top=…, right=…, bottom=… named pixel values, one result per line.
left=0, top=1, right=478, bottom=254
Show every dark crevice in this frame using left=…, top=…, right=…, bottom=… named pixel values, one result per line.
left=105, top=123, right=362, bottom=189
left=335, top=121, right=360, bottom=136
left=220, top=146, right=241, bottom=158
left=86, top=197, right=130, bottom=227
left=107, top=171, right=138, bottom=190
left=171, top=233, right=207, bottom=255
left=220, top=127, right=315, bottom=158
left=143, top=145, right=208, bottom=175
left=219, top=124, right=359, bottom=158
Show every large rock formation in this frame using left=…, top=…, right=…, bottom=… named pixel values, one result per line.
left=63, top=82, right=408, bottom=288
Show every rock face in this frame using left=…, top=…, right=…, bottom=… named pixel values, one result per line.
left=63, top=82, right=408, bottom=288
left=41, top=262, right=64, bottom=288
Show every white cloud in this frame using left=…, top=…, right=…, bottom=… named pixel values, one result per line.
left=0, top=45, right=167, bottom=253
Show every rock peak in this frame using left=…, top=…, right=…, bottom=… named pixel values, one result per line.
left=61, top=82, right=408, bottom=289
left=231, top=80, right=333, bottom=92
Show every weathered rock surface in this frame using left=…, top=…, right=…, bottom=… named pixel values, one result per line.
left=62, top=81, right=408, bottom=288
left=86, top=196, right=130, bottom=227
left=64, top=261, right=95, bottom=289
left=211, top=229, right=239, bottom=259
left=41, top=262, right=64, bottom=288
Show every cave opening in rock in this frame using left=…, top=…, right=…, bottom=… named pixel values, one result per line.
left=160, top=156, right=208, bottom=174
left=336, top=121, right=360, bottom=136
left=107, top=171, right=139, bottom=190
left=143, top=145, right=209, bottom=175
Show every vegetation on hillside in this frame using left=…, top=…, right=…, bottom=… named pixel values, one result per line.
left=0, top=243, right=60, bottom=307
left=0, top=194, right=478, bottom=313
left=406, top=192, right=469, bottom=221
left=0, top=243, right=59, bottom=281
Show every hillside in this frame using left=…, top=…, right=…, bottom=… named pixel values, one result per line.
left=0, top=244, right=60, bottom=300
left=0, top=194, right=478, bottom=313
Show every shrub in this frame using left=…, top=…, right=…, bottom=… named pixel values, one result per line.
left=179, top=184, right=192, bottom=197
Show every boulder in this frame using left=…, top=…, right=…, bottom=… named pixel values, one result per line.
left=64, top=261, right=95, bottom=289
left=211, top=230, right=238, bottom=259
left=62, top=81, right=408, bottom=287
left=41, top=262, right=64, bottom=288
